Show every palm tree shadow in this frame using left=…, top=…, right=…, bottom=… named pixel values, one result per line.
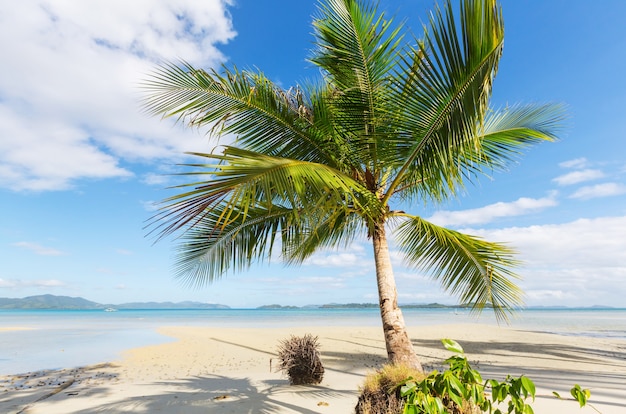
left=68, top=374, right=353, bottom=414
left=410, top=338, right=626, bottom=409
left=211, top=336, right=388, bottom=376
left=411, top=337, right=626, bottom=370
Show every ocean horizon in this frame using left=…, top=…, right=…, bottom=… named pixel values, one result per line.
left=2, top=307, right=625, bottom=375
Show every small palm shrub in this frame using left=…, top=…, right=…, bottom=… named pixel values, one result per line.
left=276, top=334, right=324, bottom=385
left=355, top=364, right=426, bottom=414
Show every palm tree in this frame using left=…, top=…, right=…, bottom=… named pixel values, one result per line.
left=142, top=0, right=563, bottom=371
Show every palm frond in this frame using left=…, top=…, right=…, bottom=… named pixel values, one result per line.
left=383, top=0, right=504, bottom=203
left=311, top=0, right=404, bottom=167
left=391, top=103, right=565, bottom=203
left=146, top=149, right=383, bottom=281
left=172, top=204, right=295, bottom=286
left=174, top=197, right=365, bottom=286
left=283, top=208, right=365, bottom=265
left=394, top=214, right=523, bottom=321
left=142, top=62, right=336, bottom=165
left=477, top=104, right=565, bottom=170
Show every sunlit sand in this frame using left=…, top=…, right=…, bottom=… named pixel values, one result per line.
left=1, top=324, right=624, bottom=413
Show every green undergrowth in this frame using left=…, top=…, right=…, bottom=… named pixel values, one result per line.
left=357, top=339, right=596, bottom=414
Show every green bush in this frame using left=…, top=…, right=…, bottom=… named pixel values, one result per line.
left=398, top=339, right=592, bottom=414
left=357, top=339, right=593, bottom=414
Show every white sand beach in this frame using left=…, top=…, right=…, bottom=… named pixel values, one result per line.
left=1, top=324, right=625, bottom=413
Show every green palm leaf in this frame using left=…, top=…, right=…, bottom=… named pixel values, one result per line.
left=142, top=62, right=336, bottom=165
left=392, top=104, right=564, bottom=203
left=311, top=0, right=404, bottom=168
left=172, top=204, right=294, bottom=287
left=478, top=104, right=565, bottom=169
left=383, top=0, right=505, bottom=203
left=394, top=214, right=522, bottom=321
left=147, top=149, right=382, bottom=283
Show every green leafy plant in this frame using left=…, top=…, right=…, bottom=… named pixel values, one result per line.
left=397, top=339, right=593, bottom=414
left=554, top=384, right=600, bottom=413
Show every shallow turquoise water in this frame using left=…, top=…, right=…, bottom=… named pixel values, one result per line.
left=1, top=308, right=624, bottom=375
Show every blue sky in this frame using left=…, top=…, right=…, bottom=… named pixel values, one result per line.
left=1, top=0, right=625, bottom=308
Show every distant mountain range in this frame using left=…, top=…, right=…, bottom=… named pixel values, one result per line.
left=0, top=295, right=615, bottom=310
left=0, top=294, right=229, bottom=310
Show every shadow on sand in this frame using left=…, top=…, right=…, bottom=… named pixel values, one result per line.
left=53, top=374, right=354, bottom=414
left=411, top=337, right=626, bottom=410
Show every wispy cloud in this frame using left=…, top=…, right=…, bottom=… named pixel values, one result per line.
left=0, top=278, right=67, bottom=289
left=569, top=183, right=626, bottom=200
left=142, top=173, right=171, bottom=186
left=303, top=244, right=370, bottom=268
left=305, top=253, right=366, bottom=268
left=12, top=241, right=66, bottom=256
left=0, top=1, right=236, bottom=191
left=525, top=289, right=573, bottom=301
left=0, top=279, right=17, bottom=288
left=552, top=169, right=605, bottom=186
left=32, top=279, right=67, bottom=288
left=141, top=200, right=160, bottom=212
left=427, top=194, right=558, bottom=227
left=558, top=158, right=588, bottom=169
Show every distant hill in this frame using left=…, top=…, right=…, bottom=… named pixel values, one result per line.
left=0, top=294, right=229, bottom=310
left=0, top=294, right=101, bottom=309
left=256, top=304, right=300, bottom=309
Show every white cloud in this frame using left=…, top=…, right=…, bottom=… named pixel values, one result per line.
left=558, top=158, right=588, bottom=169
left=552, top=169, right=605, bottom=186
left=12, top=241, right=66, bottom=256
left=0, top=279, right=18, bottom=288
left=569, top=183, right=626, bottom=200
left=525, top=289, right=573, bottom=301
left=427, top=194, right=558, bottom=227
left=302, top=243, right=371, bottom=268
left=141, top=200, right=160, bottom=212
left=142, top=173, right=171, bottom=186
left=464, top=216, right=626, bottom=306
left=0, top=278, right=67, bottom=289
left=290, top=276, right=347, bottom=288
left=395, top=271, right=429, bottom=282
left=468, top=216, right=626, bottom=267
left=32, top=279, right=67, bottom=288
left=0, top=0, right=236, bottom=192
left=305, top=252, right=366, bottom=267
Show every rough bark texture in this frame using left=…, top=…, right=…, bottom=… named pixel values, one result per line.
left=372, top=225, right=424, bottom=372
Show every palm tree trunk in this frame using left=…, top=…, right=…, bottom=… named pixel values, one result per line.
left=372, top=224, right=423, bottom=371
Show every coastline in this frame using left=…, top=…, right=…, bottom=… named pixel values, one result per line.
left=1, top=324, right=625, bottom=413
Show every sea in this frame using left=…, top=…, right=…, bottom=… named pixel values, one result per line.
left=1, top=307, right=625, bottom=376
